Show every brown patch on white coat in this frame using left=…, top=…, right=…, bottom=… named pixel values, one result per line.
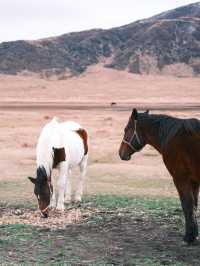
left=75, top=129, right=88, bottom=155
left=52, top=147, right=66, bottom=168
left=52, top=128, right=88, bottom=166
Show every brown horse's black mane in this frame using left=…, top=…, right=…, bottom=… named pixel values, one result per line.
left=138, top=113, right=200, bottom=149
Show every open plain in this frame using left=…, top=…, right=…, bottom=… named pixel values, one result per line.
left=1, top=66, right=200, bottom=265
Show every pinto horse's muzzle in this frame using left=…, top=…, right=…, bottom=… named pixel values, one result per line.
left=41, top=206, right=49, bottom=218
left=38, top=200, right=50, bottom=218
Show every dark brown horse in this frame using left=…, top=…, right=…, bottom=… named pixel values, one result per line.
left=119, top=108, right=200, bottom=244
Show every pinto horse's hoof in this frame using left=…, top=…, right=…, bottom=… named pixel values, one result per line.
left=74, top=201, right=82, bottom=208
left=68, top=200, right=82, bottom=208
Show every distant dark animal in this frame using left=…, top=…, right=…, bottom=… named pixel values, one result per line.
left=119, top=108, right=200, bottom=244
left=28, top=118, right=88, bottom=218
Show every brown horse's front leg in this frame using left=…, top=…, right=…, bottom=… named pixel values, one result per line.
left=174, top=181, right=198, bottom=244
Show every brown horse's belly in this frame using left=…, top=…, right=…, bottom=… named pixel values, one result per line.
left=163, top=136, right=200, bottom=183
left=184, top=136, right=200, bottom=182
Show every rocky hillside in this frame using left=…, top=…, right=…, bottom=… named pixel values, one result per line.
left=0, top=2, right=200, bottom=77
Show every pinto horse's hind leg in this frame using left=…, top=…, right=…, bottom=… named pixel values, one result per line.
left=174, top=179, right=198, bottom=244
left=74, top=155, right=88, bottom=203
left=64, top=169, right=72, bottom=204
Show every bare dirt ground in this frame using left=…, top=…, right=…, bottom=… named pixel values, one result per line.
left=1, top=65, right=200, bottom=264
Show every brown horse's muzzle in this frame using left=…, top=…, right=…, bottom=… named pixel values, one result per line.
left=119, top=142, right=132, bottom=161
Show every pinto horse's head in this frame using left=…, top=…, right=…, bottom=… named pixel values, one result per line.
left=119, top=109, right=148, bottom=161
left=28, top=166, right=52, bottom=218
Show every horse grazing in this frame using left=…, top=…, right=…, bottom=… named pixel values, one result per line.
left=119, top=108, right=200, bottom=244
left=28, top=117, right=88, bottom=218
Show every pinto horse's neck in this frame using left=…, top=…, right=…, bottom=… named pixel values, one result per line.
left=139, top=115, right=162, bottom=154
left=37, top=165, right=51, bottom=183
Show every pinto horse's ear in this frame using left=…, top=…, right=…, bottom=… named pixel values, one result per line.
left=28, top=176, right=36, bottom=184
left=131, top=108, right=138, bottom=120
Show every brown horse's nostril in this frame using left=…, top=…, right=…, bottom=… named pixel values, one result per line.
left=122, top=155, right=131, bottom=161
left=119, top=150, right=130, bottom=161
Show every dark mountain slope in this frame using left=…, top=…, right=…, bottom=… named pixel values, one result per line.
left=0, top=2, right=200, bottom=76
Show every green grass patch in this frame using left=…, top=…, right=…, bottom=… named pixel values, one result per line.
left=81, top=195, right=183, bottom=229
left=83, top=194, right=181, bottom=215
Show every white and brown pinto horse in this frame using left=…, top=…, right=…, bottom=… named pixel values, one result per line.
left=28, top=118, right=88, bottom=217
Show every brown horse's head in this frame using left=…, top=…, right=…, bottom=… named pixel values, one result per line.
left=28, top=166, right=52, bottom=218
left=119, top=109, right=148, bottom=161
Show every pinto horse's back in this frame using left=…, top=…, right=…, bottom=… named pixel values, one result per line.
left=58, top=121, right=88, bottom=166
left=60, top=121, right=82, bottom=131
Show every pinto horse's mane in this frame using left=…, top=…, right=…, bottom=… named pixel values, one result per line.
left=36, top=118, right=58, bottom=178
left=138, top=113, right=200, bottom=149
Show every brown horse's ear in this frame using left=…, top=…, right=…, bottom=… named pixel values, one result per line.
left=145, top=110, right=149, bottom=114
left=131, top=108, right=138, bottom=120
left=28, top=176, right=36, bottom=184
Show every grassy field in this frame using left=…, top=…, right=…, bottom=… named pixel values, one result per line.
left=1, top=195, right=200, bottom=265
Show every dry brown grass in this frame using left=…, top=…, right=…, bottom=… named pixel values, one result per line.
left=0, top=65, right=200, bottom=204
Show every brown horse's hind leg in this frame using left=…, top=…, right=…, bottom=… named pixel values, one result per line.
left=192, top=181, right=199, bottom=210
left=174, top=180, right=198, bottom=244
left=191, top=181, right=199, bottom=238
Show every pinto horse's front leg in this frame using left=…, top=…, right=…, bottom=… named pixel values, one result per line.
left=174, top=179, right=198, bottom=244
left=50, top=191, right=57, bottom=209
left=50, top=175, right=57, bottom=209
left=57, top=162, right=68, bottom=210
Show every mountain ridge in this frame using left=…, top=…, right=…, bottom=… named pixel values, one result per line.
left=0, top=2, right=200, bottom=77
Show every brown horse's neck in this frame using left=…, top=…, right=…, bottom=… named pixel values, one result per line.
left=139, top=116, right=162, bottom=154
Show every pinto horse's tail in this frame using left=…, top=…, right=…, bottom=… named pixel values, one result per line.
left=51, top=116, right=59, bottom=124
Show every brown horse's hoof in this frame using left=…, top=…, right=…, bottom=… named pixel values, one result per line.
left=183, top=235, right=199, bottom=246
